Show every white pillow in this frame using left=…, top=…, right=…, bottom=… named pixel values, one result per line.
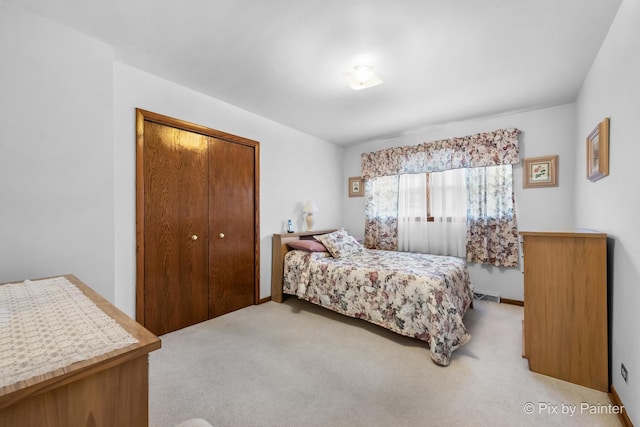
left=314, top=228, right=363, bottom=258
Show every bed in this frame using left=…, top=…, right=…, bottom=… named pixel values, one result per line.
left=271, top=229, right=474, bottom=366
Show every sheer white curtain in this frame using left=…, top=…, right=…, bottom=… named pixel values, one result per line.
left=398, top=169, right=467, bottom=257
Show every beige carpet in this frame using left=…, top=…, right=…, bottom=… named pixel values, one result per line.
left=149, top=298, right=622, bottom=427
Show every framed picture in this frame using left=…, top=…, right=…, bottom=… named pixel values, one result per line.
left=523, top=155, right=558, bottom=188
left=586, top=117, right=610, bottom=182
left=348, top=176, right=364, bottom=197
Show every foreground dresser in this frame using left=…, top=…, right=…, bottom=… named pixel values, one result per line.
left=0, top=275, right=161, bottom=426
left=520, top=231, right=608, bottom=392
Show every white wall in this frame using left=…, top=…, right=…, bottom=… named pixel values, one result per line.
left=342, top=104, right=577, bottom=300
left=575, top=0, right=639, bottom=422
left=0, top=3, right=115, bottom=300
left=0, top=3, right=344, bottom=318
left=114, top=62, right=344, bottom=317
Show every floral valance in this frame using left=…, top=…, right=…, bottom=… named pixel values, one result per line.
left=361, top=128, right=521, bottom=179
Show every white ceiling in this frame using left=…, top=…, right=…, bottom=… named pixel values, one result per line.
left=8, top=0, right=622, bottom=146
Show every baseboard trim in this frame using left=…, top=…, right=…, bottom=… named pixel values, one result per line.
left=610, top=384, right=633, bottom=427
left=500, top=298, right=524, bottom=306
left=258, top=296, right=272, bottom=304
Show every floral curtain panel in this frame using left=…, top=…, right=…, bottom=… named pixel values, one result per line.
left=466, top=165, right=519, bottom=267
left=362, top=128, right=521, bottom=267
left=364, top=176, right=399, bottom=250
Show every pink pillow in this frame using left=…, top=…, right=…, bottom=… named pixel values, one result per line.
left=286, top=240, right=327, bottom=252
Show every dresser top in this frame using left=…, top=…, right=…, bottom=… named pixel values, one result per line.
left=519, top=229, right=606, bottom=238
left=0, top=274, right=160, bottom=405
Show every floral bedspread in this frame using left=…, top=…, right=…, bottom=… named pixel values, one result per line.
left=283, top=249, right=474, bottom=365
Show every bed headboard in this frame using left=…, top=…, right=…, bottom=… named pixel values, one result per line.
left=271, top=229, right=337, bottom=302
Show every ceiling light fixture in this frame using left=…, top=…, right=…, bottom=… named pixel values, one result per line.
left=344, top=65, right=382, bottom=90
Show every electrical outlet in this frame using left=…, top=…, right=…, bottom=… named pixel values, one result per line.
left=621, top=363, right=628, bottom=384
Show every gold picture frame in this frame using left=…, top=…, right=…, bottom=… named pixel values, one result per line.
left=587, top=117, right=610, bottom=182
left=348, top=176, right=364, bottom=197
left=523, top=155, right=558, bottom=188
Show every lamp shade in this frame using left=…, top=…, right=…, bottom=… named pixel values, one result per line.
left=303, top=200, right=318, bottom=213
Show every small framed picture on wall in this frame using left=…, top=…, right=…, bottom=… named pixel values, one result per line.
left=586, top=117, right=610, bottom=182
left=348, top=176, right=364, bottom=197
left=523, top=155, right=558, bottom=188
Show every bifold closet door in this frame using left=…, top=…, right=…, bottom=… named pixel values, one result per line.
left=209, top=138, right=256, bottom=317
left=143, top=122, right=210, bottom=335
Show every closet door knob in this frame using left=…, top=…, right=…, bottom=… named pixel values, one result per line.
left=218, top=233, right=225, bottom=239
left=191, top=235, right=198, bottom=241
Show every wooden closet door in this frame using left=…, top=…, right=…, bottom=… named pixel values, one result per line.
left=209, top=138, right=256, bottom=317
left=143, top=122, right=210, bottom=335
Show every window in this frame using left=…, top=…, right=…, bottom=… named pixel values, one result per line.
left=399, top=169, right=467, bottom=221
left=398, top=173, right=428, bottom=220
left=397, top=165, right=519, bottom=265
left=362, top=128, right=521, bottom=266
left=398, top=169, right=467, bottom=257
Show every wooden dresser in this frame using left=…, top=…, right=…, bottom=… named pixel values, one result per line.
left=520, top=231, right=608, bottom=392
left=0, top=275, right=161, bottom=426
